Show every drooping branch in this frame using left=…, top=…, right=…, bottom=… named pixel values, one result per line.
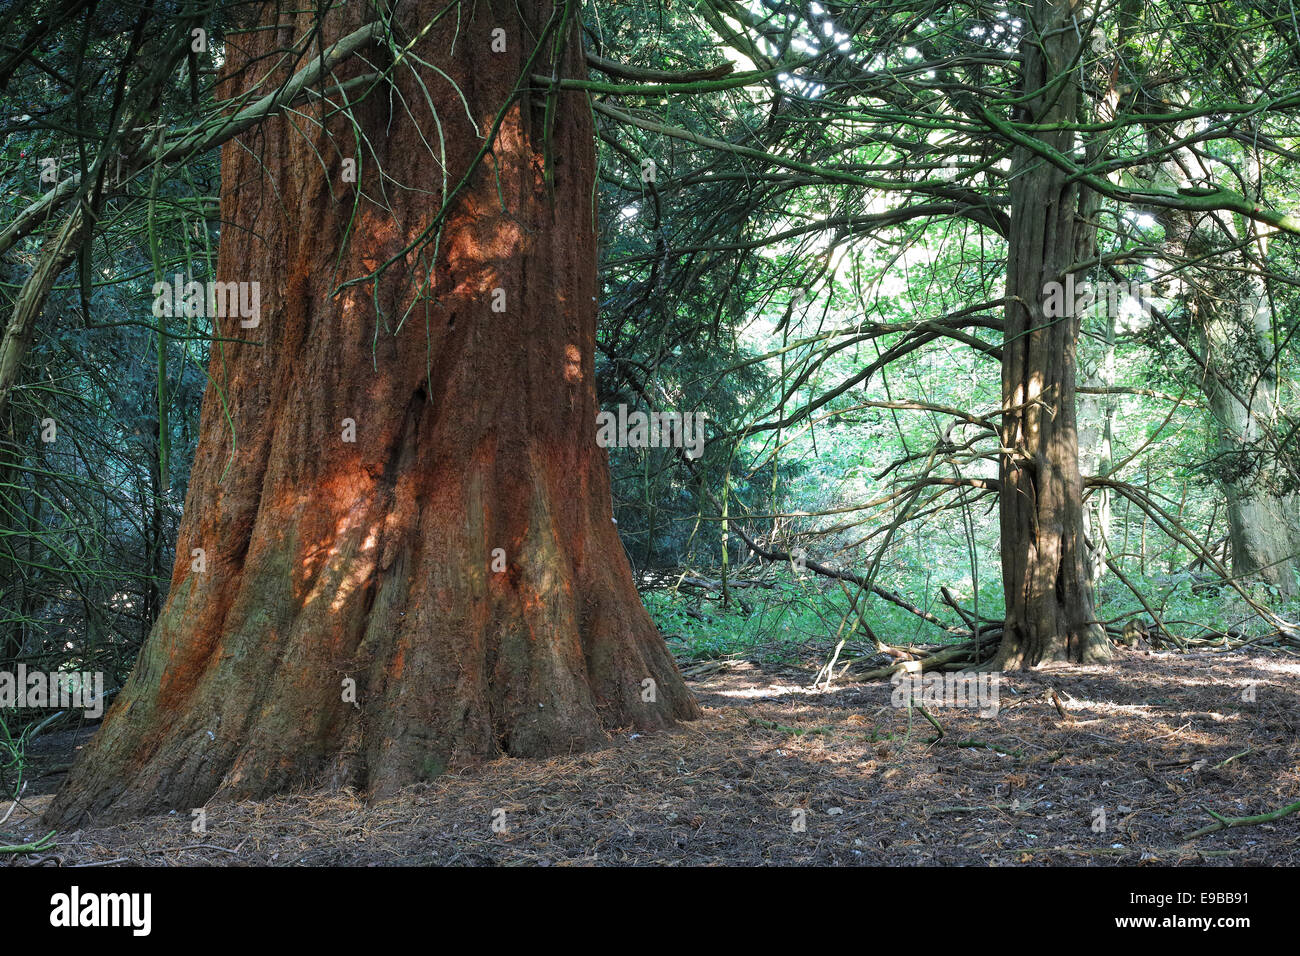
left=0, top=21, right=386, bottom=262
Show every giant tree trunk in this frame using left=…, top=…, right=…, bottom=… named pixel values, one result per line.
left=992, top=0, right=1110, bottom=668
left=47, top=0, right=698, bottom=828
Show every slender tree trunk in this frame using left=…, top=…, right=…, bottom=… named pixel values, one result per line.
left=1155, top=152, right=1300, bottom=596
left=0, top=429, right=29, bottom=662
left=1080, top=310, right=1117, bottom=582
left=0, top=211, right=87, bottom=423
left=47, top=0, right=698, bottom=828
left=992, top=0, right=1110, bottom=668
left=143, top=382, right=165, bottom=634
left=1196, top=266, right=1300, bottom=596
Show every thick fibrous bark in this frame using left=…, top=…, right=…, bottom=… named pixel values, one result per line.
left=47, top=0, right=698, bottom=828
left=992, top=0, right=1110, bottom=668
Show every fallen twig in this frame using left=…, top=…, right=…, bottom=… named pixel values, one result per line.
left=0, top=830, right=56, bottom=854
left=1185, top=798, right=1300, bottom=839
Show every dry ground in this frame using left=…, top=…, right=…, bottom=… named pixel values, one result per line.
left=3, top=645, right=1298, bottom=866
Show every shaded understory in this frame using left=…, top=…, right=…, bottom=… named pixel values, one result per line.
left=5, top=647, right=1298, bottom=865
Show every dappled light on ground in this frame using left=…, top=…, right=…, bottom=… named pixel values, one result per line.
left=6, top=647, right=1296, bottom=865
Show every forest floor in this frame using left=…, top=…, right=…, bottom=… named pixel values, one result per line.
left=4, top=645, right=1298, bottom=866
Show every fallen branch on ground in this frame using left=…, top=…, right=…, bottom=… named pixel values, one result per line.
left=1184, top=798, right=1300, bottom=839
left=853, top=630, right=1003, bottom=681
left=0, top=830, right=56, bottom=855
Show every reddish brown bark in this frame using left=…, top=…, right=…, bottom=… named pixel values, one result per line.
left=47, top=0, right=698, bottom=827
left=991, top=0, right=1110, bottom=668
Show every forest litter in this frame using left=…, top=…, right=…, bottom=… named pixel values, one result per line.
left=3, top=647, right=1297, bottom=866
